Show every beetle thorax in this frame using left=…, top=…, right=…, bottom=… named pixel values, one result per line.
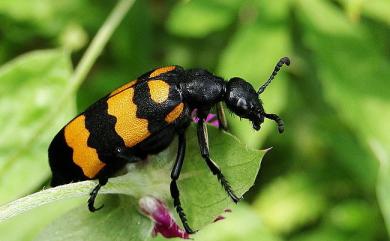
left=179, top=69, right=226, bottom=109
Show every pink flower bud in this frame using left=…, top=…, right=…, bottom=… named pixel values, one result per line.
left=139, top=196, right=189, bottom=239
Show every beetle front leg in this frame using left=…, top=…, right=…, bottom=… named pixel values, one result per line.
left=216, top=102, right=228, bottom=131
left=170, top=132, right=195, bottom=234
left=196, top=119, right=241, bottom=203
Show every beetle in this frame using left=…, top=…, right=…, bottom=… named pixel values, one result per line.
left=48, top=57, right=290, bottom=234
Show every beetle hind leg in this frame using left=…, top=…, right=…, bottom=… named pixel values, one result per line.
left=88, top=177, right=108, bottom=212
left=88, top=147, right=141, bottom=213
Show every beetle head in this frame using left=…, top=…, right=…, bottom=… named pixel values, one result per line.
left=224, top=57, right=290, bottom=133
left=225, top=77, right=264, bottom=130
left=225, top=77, right=267, bottom=131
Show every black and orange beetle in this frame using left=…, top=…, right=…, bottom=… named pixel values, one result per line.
left=49, top=57, right=290, bottom=233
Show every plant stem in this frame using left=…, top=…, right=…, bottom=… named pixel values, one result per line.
left=5, top=0, right=136, bottom=165
left=66, top=0, right=136, bottom=94
left=0, top=169, right=169, bottom=221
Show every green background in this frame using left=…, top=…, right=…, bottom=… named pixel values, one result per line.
left=0, top=0, right=389, bottom=240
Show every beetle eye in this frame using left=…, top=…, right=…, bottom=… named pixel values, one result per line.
left=237, top=98, right=248, bottom=110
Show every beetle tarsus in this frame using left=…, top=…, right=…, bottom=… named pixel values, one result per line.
left=171, top=181, right=196, bottom=234
left=217, top=173, right=241, bottom=203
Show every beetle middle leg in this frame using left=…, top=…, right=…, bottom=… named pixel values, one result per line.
left=170, top=132, right=195, bottom=234
left=196, top=118, right=241, bottom=203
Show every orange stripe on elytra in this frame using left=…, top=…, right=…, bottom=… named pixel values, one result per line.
left=165, top=103, right=184, bottom=123
left=148, top=80, right=170, bottom=104
left=149, top=66, right=176, bottom=78
left=107, top=88, right=151, bottom=147
left=109, top=80, right=138, bottom=97
left=64, top=115, right=105, bottom=178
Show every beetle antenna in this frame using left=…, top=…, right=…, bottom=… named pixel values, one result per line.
left=258, top=57, right=290, bottom=94
left=264, top=113, right=284, bottom=133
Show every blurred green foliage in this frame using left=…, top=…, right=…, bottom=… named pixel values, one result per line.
left=0, top=50, right=75, bottom=204
left=0, top=0, right=389, bottom=240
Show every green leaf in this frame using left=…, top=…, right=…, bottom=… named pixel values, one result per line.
left=217, top=19, right=291, bottom=148
left=179, top=126, right=265, bottom=228
left=0, top=199, right=80, bottom=241
left=0, top=125, right=264, bottom=240
left=167, top=0, right=241, bottom=38
left=0, top=50, right=75, bottom=204
left=35, top=196, right=153, bottom=241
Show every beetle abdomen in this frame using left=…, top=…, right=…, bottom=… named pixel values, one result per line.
left=48, top=106, right=123, bottom=186
left=48, top=128, right=88, bottom=186
left=49, top=65, right=190, bottom=186
left=107, top=87, right=151, bottom=148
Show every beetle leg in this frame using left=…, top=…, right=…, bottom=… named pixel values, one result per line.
left=216, top=102, right=228, bottom=131
left=88, top=177, right=108, bottom=212
left=170, top=132, right=195, bottom=234
left=196, top=119, right=241, bottom=203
